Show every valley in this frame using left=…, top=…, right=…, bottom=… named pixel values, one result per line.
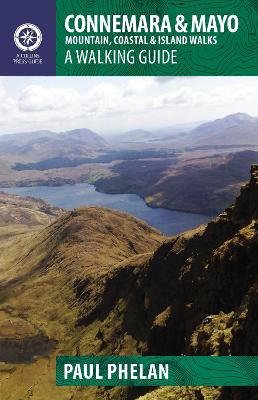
left=1, top=113, right=258, bottom=216
left=0, top=164, right=258, bottom=400
left=2, top=183, right=210, bottom=235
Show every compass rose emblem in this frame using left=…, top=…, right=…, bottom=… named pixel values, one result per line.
left=14, top=23, right=42, bottom=52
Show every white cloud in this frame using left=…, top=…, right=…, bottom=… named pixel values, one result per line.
left=18, top=85, right=79, bottom=112
left=0, top=77, right=258, bottom=134
left=124, top=77, right=156, bottom=95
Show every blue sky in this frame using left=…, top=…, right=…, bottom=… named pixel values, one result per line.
left=1, top=76, right=258, bottom=135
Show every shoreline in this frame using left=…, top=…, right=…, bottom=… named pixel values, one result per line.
left=0, top=181, right=214, bottom=219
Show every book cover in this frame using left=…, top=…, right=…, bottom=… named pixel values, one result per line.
left=0, top=1, right=258, bottom=399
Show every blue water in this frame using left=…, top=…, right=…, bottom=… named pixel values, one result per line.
left=1, top=183, right=211, bottom=236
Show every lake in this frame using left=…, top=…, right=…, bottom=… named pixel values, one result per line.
left=1, top=183, right=211, bottom=236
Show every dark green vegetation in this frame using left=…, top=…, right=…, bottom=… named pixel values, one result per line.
left=95, top=150, right=258, bottom=215
left=13, top=149, right=177, bottom=171
left=0, top=167, right=258, bottom=399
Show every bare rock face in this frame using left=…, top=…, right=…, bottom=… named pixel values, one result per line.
left=142, top=165, right=258, bottom=359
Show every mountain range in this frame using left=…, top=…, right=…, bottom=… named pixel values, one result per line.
left=0, top=166, right=258, bottom=399
left=189, top=112, right=258, bottom=146
left=113, top=113, right=258, bottom=147
left=0, top=128, right=107, bottom=159
left=1, top=113, right=258, bottom=217
left=1, top=112, right=258, bottom=150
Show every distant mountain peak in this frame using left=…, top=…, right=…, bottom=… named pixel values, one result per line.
left=0, top=127, right=107, bottom=156
left=199, top=112, right=254, bottom=129
left=189, top=112, right=258, bottom=146
left=62, top=128, right=107, bottom=147
left=229, top=112, right=252, bottom=118
left=220, top=112, right=254, bottom=123
left=64, top=128, right=99, bottom=135
left=126, top=129, right=152, bottom=134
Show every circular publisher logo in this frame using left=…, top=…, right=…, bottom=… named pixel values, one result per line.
left=14, top=23, right=42, bottom=52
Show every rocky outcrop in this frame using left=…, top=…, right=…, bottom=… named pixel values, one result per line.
left=142, top=166, right=258, bottom=358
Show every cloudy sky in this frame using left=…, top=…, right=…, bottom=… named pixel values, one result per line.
left=1, top=76, right=258, bottom=135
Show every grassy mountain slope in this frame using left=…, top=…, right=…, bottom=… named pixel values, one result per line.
left=1, top=166, right=258, bottom=399
left=0, top=192, right=63, bottom=273
left=0, top=205, right=163, bottom=400
left=0, top=192, right=62, bottom=227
